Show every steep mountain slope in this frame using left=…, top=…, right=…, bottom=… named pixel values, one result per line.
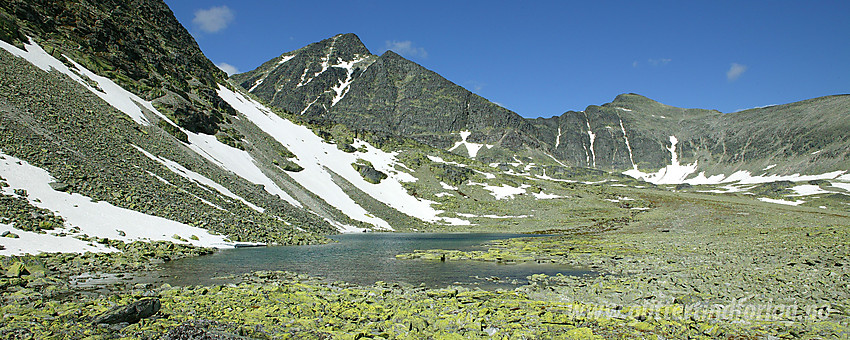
left=232, top=34, right=546, bottom=158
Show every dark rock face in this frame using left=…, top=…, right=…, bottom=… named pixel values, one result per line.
left=92, top=298, right=161, bottom=325
left=233, top=34, right=545, bottom=155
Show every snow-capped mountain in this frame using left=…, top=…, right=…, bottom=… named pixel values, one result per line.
left=238, top=34, right=848, bottom=187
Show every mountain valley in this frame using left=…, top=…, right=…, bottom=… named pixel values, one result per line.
left=0, top=0, right=848, bottom=338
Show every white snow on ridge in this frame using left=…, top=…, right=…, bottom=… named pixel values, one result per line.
left=132, top=145, right=264, bottom=212
left=277, top=55, right=296, bottom=65
left=0, top=153, right=231, bottom=255
left=217, top=85, right=471, bottom=229
left=448, top=130, right=493, bottom=158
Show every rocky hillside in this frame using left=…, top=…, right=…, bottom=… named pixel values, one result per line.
left=238, top=34, right=850, bottom=183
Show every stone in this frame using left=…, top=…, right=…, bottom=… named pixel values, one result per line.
left=92, top=298, right=161, bottom=325
left=5, top=262, right=27, bottom=277
left=48, top=181, right=70, bottom=192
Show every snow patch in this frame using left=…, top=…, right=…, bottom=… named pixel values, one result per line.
left=532, top=191, right=563, bottom=199
left=447, top=130, right=493, bottom=158
left=470, top=182, right=530, bottom=200
left=277, top=55, right=296, bottom=65
left=758, top=197, right=805, bottom=206
left=0, top=153, right=231, bottom=255
left=584, top=114, right=596, bottom=167
left=790, top=185, right=829, bottom=196
left=217, top=86, right=470, bottom=228
left=555, top=127, right=562, bottom=148
left=330, top=56, right=368, bottom=106
left=132, top=145, right=264, bottom=212
left=623, top=136, right=698, bottom=184
left=619, top=117, right=637, bottom=170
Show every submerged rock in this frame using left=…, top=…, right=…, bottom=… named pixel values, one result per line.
left=92, top=298, right=161, bottom=325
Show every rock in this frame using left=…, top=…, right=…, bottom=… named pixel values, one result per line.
left=4, top=232, right=18, bottom=238
left=352, top=163, right=387, bottom=184
left=1, top=230, right=8, bottom=237
left=160, top=320, right=246, bottom=340
left=92, top=298, right=161, bottom=325
left=5, top=262, right=27, bottom=277
left=48, top=181, right=70, bottom=192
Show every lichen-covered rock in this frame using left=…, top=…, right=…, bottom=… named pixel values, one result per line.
left=92, top=297, right=161, bottom=325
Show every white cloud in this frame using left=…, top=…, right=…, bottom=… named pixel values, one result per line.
left=384, top=40, right=428, bottom=59
left=465, top=81, right=485, bottom=92
left=632, top=60, right=639, bottom=68
left=192, top=6, right=234, bottom=33
left=216, top=62, right=238, bottom=76
left=726, top=63, right=747, bottom=82
left=648, top=58, right=672, bottom=66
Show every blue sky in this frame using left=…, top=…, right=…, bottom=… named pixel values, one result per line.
left=164, top=0, right=849, bottom=118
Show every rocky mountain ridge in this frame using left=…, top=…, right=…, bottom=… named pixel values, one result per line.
left=237, top=34, right=850, bottom=181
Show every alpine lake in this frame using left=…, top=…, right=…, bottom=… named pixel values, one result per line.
left=157, top=233, right=588, bottom=289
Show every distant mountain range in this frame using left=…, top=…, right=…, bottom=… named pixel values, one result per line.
left=234, top=33, right=850, bottom=179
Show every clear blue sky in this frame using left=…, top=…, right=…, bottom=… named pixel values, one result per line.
left=164, top=0, right=849, bottom=118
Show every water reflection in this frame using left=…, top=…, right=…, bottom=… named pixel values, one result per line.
left=160, top=233, right=588, bottom=288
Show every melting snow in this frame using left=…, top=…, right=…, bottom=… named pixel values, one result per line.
left=470, top=182, right=530, bottom=200
left=585, top=114, right=597, bottom=167
left=277, top=55, right=296, bottom=65
left=330, top=56, right=368, bottom=106
left=831, top=182, right=850, bottom=192
left=790, top=185, right=829, bottom=196
left=758, top=197, right=806, bottom=206
left=132, top=145, right=264, bottom=212
left=0, top=153, right=231, bottom=255
left=217, top=86, right=471, bottom=228
left=532, top=191, right=563, bottom=199
left=619, top=117, right=637, bottom=170
left=440, top=182, right=458, bottom=190
left=555, top=127, right=562, bottom=148
left=624, top=136, right=698, bottom=184
left=447, top=130, right=493, bottom=158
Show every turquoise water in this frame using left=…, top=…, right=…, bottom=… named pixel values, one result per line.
left=159, top=233, right=588, bottom=288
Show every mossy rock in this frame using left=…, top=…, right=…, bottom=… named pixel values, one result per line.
left=352, top=162, right=387, bottom=184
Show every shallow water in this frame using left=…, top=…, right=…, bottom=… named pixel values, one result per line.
left=159, top=233, right=588, bottom=288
